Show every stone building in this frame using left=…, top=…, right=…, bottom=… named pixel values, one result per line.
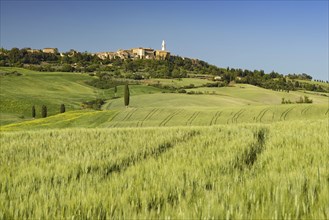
left=95, top=40, right=170, bottom=60
left=42, top=48, right=58, bottom=54
left=132, top=48, right=155, bottom=59
left=155, top=40, right=170, bottom=60
left=95, top=52, right=117, bottom=60
left=27, top=49, right=40, bottom=53
left=155, top=50, right=170, bottom=60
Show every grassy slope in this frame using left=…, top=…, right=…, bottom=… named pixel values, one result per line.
left=1, top=67, right=328, bottom=130
left=2, top=104, right=328, bottom=131
left=1, top=120, right=328, bottom=218
left=0, top=67, right=163, bottom=125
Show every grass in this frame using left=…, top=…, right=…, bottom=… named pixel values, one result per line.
left=186, top=84, right=329, bottom=105
left=142, top=77, right=213, bottom=87
left=1, top=104, right=327, bottom=131
left=0, top=120, right=328, bottom=218
left=1, top=67, right=328, bottom=218
left=0, top=67, right=164, bottom=125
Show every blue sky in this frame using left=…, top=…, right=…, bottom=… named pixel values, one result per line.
left=1, top=0, right=328, bottom=80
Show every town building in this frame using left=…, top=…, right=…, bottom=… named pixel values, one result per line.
left=95, top=40, right=170, bottom=60
left=132, top=48, right=155, bottom=59
left=42, top=48, right=58, bottom=54
left=27, top=49, right=41, bottom=53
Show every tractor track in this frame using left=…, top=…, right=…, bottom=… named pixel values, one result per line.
left=280, top=106, right=295, bottom=121
left=301, top=106, right=312, bottom=115
left=139, top=108, right=159, bottom=127
left=186, top=111, right=200, bottom=126
left=122, top=108, right=137, bottom=121
left=228, top=109, right=245, bottom=124
left=159, top=110, right=182, bottom=127
left=209, top=111, right=222, bottom=125
left=255, top=108, right=270, bottom=123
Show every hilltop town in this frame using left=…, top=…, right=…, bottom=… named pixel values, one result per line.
left=22, top=40, right=171, bottom=61
left=0, top=41, right=326, bottom=94
left=95, top=40, right=170, bottom=60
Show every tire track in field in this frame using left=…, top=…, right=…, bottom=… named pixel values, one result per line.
left=185, top=111, right=200, bottom=126
left=279, top=107, right=291, bottom=121
left=325, top=109, right=329, bottom=115
left=80, top=130, right=200, bottom=180
left=301, top=106, right=312, bottom=115
left=257, top=108, right=270, bottom=123
left=280, top=106, right=296, bottom=121
left=108, top=112, right=120, bottom=128
left=139, top=108, right=159, bottom=127
left=122, top=108, right=137, bottom=121
left=227, top=109, right=244, bottom=124
left=209, top=111, right=222, bottom=125
left=233, top=109, right=245, bottom=123
left=159, top=110, right=182, bottom=126
left=254, top=108, right=268, bottom=122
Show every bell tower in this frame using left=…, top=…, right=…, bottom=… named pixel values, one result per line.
left=161, top=40, right=166, bottom=51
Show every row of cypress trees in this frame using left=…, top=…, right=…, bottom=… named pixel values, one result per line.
left=31, top=104, right=65, bottom=118
left=30, top=84, right=129, bottom=119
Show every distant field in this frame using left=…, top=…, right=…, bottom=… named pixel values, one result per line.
left=1, top=120, right=328, bottom=218
left=2, top=104, right=327, bottom=131
left=142, top=77, right=213, bottom=87
left=296, top=79, right=329, bottom=89
left=0, top=67, right=164, bottom=125
left=186, top=84, right=329, bottom=105
left=1, top=67, right=328, bottom=129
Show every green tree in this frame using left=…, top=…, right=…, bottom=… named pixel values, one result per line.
left=32, top=105, right=36, bottom=118
left=41, top=105, right=47, bottom=118
left=60, top=104, right=65, bottom=113
left=124, top=83, right=130, bottom=107
left=114, top=86, right=117, bottom=98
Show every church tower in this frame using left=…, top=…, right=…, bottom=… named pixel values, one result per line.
left=156, top=40, right=170, bottom=60
left=161, top=40, right=166, bottom=51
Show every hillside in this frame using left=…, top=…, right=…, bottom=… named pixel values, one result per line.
left=0, top=67, right=164, bottom=125
left=0, top=67, right=328, bottom=130
left=0, top=68, right=328, bottom=219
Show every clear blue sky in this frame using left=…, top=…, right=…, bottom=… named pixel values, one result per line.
left=1, top=0, right=328, bottom=80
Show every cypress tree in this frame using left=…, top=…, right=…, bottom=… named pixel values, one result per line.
left=114, top=86, right=117, bottom=98
left=32, top=105, right=36, bottom=118
left=124, top=83, right=130, bottom=107
left=41, top=105, right=47, bottom=118
left=60, top=104, right=65, bottom=113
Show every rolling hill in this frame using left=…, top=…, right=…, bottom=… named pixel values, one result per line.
left=1, top=67, right=328, bottom=218
left=0, top=67, right=328, bottom=130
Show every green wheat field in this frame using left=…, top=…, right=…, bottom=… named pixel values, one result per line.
left=0, top=67, right=328, bottom=219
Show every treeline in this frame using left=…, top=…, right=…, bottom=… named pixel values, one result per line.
left=0, top=48, right=219, bottom=77
left=235, top=72, right=327, bottom=93
left=1, top=47, right=327, bottom=93
left=31, top=104, right=65, bottom=118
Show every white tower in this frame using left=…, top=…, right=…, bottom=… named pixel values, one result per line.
left=162, top=40, right=166, bottom=51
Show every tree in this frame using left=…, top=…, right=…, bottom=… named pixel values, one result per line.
left=60, top=104, right=65, bottom=113
left=32, top=105, right=36, bottom=118
left=124, top=83, right=130, bottom=107
left=41, top=105, right=47, bottom=118
left=114, top=86, right=117, bottom=97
